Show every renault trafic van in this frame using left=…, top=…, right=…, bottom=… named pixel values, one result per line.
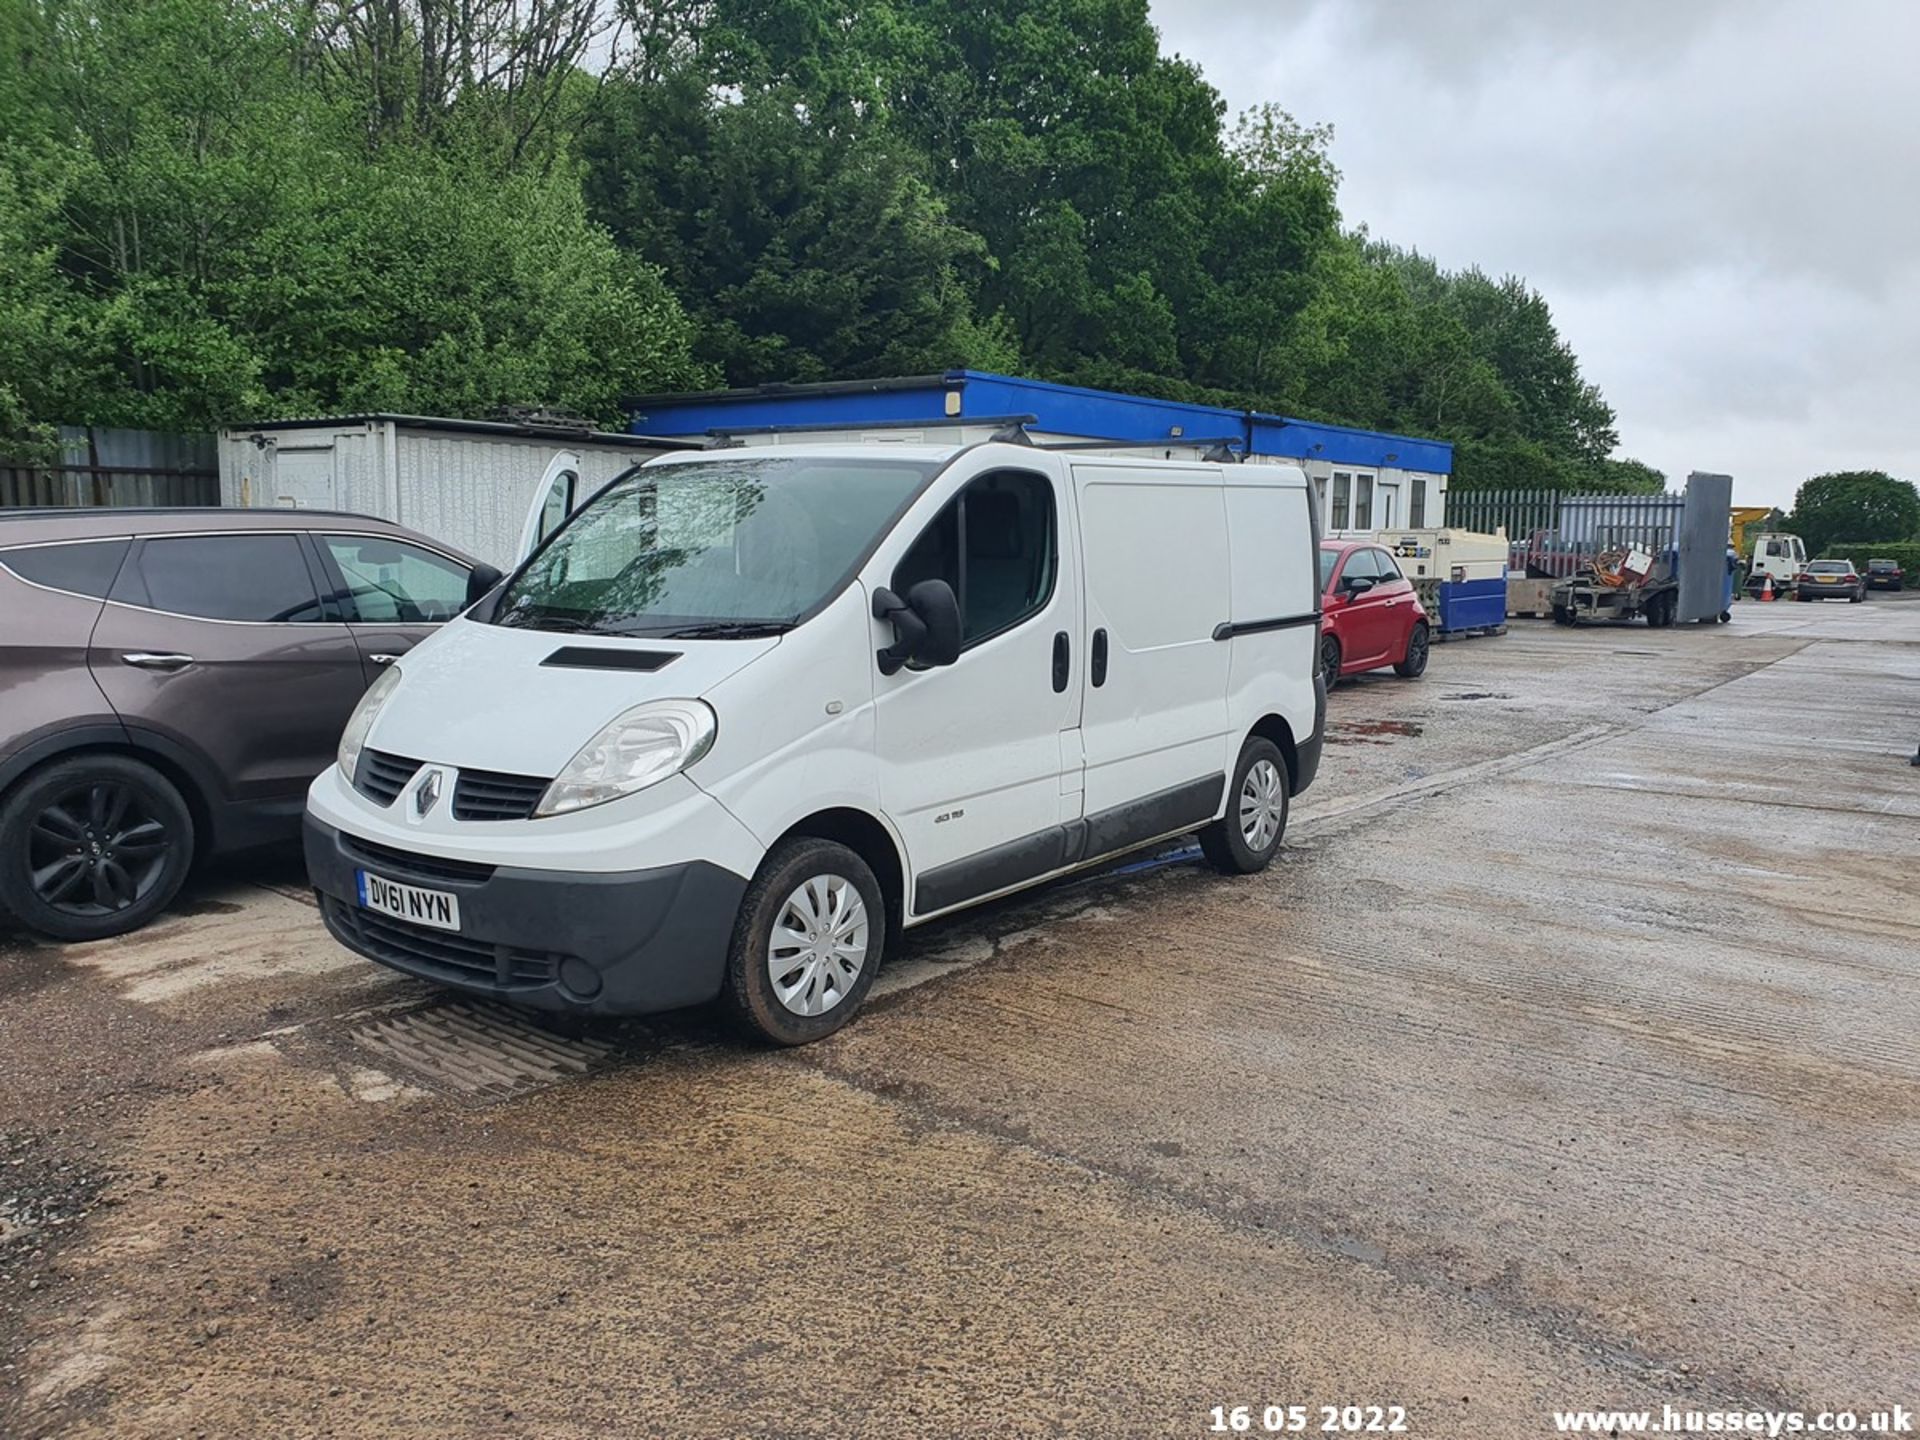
left=303, top=441, right=1325, bottom=1044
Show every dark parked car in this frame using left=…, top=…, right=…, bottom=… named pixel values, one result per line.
left=1865, top=558, right=1905, bottom=591
left=1795, top=560, right=1865, bottom=603
left=0, top=508, right=494, bottom=940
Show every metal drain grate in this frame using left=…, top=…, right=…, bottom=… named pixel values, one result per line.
left=345, top=999, right=618, bottom=1099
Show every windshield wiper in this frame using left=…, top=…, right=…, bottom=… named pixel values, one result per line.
left=655, top=620, right=794, bottom=639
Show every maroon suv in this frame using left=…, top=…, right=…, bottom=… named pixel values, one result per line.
left=0, top=508, right=491, bottom=941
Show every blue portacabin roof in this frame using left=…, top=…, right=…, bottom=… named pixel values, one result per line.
left=626, top=370, right=1452, bottom=475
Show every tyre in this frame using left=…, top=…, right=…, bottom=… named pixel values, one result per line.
left=0, top=754, right=195, bottom=942
left=1849, top=590, right=1863, bottom=603
left=1552, top=604, right=1574, bottom=626
left=1718, top=610, right=1732, bottom=624
left=1394, top=621, right=1430, bottom=678
left=722, top=837, right=885, bottom=1045
left=1319, top=633, right=1343, bottom=687
left=1198, top=737, right=1289, bottom=876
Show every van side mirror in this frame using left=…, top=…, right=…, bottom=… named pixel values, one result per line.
left=873, top=580, right=962, bottom=675
left=465, top=562, right=505, bottom=609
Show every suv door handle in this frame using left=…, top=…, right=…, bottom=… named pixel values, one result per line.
left=1051, top=631, right=1069, bottom=693
left=121, top=652, right=194, bottom=672
left=1091, top=628, right=1109, bottom=687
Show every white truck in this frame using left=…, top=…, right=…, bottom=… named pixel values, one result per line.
left=1748, top=531, right=1807, bottom=598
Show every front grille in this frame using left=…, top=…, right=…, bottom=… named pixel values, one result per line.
left=338, top=833, right=496, bottom=886
left=323, top=897, right=558, bottom=988
left=354, top=750, right=422, bottom=807
left=452, top=767, right=549, bottom=822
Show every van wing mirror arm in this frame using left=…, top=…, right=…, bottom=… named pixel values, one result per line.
left=872, top=587, right=927, bottom=676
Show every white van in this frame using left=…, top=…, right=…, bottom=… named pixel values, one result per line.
left=303, top=441, right=1325, bottom=1043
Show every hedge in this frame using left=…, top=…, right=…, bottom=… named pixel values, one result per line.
left=1823, top=541, right=1920, bottom=572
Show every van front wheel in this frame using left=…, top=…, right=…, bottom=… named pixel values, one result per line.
left=723, top=837, right=886, bottom=1046
left=1198, top=737, right=1290, bottom=876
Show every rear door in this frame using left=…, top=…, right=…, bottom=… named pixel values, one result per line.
left=1074, top=462, right=1232, bottom=845
left=516, top=450, right=582, bottom=563
left=313, top=531, right=474, bottom=672
left=88, top=531, right=367, bottom=814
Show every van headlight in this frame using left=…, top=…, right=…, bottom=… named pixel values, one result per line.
left=535, top=699, right=717, bottom=817
left=338, top=664, right=403, bottom=784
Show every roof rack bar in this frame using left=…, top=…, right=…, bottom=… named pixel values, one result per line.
left=1026, top=436, right=1247, bottom=454
left=706, top=413, right=1039, bottom=440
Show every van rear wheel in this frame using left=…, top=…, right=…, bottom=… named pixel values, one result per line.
left=1199, top=737, right=1289, bottom=876
left=723, top=837, right=886, bottom=1046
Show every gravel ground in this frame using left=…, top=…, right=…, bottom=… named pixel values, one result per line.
left=2, top=597, right=1916, bottom=1438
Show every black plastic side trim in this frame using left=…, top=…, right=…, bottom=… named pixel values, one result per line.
left=911, top=772, right=1226, bottom=915
left=541, top=646, right=680, bottom=672
left=1212, top=611, right=1322, bottom=641
left=1081, top=773, right=1225, bottom=859
left=915, top=825, right=1074, bottom=915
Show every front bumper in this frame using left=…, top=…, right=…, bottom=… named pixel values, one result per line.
left=305, top=816, right=747, bottom=1016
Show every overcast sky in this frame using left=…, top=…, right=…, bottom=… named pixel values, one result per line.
left=1148, top=0, right=1920, bottom=510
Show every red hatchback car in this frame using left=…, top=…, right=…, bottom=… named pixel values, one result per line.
left=1319, top=540, right=1431, bottom=683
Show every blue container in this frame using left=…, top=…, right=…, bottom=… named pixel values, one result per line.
left=1436, top=577, right=1507, bottom=632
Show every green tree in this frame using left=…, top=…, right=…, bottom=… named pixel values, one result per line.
left=582, top=73, right=1003, bottom=385
left=1789, top=471, right=1920, bottom=554
left=0, top=0, right=706, bottom=432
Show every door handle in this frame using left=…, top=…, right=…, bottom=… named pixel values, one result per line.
left=1051, top=631, right=1069, bottom=693
left=368, top=653, right=403, bottom=666
left=1091, top=628, right=1109, bottom=688
left=120, top=652, right=194, bottom=672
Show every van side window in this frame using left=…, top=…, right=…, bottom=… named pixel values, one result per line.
left=537, top=470, right=575, bottom=544
left=894, top=470, right=1057, bottom=647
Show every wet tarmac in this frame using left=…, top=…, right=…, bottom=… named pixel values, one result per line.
left=2, top=598, right=1916, bottom=1438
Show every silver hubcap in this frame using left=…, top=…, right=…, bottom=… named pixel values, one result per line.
left=767, top=874, right=870, bottom=1017
left=1239, top=759, right=1284, bottom=852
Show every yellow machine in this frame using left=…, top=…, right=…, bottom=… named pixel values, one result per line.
left=1730, top=506, right=1774, bottom=562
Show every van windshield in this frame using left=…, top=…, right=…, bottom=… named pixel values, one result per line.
left=490, top=456, right=937, bottom=637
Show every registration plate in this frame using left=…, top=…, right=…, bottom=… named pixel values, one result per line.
left=357, top=870, right=461, bottom=932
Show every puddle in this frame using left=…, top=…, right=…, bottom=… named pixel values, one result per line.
left=1439, top=692, right=1512, bottom=702
left=1327, top=720, right=1424, bottom=745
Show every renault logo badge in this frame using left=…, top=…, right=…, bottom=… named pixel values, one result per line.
left=413, top=768, right=444, bottom=819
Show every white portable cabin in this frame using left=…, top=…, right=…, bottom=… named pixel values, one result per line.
left=217, top=414, right=701, bottom=569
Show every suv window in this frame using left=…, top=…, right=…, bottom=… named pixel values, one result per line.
left=111, top=534, right=324, bottom=623
left=893, top=470, right=1057, bottom=647
left=0, top=539, right=129, bottom=598
left=323, top=535, right=469, bottom=623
